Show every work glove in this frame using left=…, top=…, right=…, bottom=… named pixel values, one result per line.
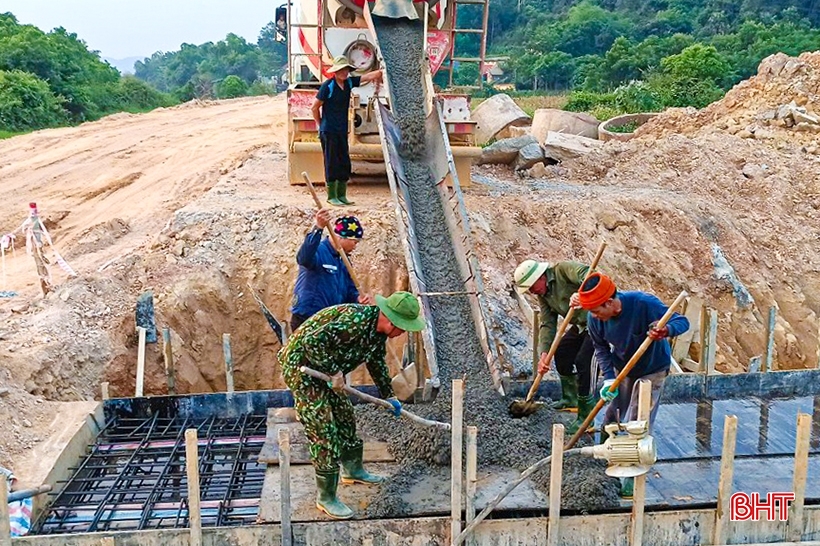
left=647, top=320, right=669, bottom=341
left=386, top=397, right=402, bottom=417
left=599, top=379, right=619, bottom=402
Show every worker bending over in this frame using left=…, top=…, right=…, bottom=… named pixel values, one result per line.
left=311, top=55, right=383, bottom=206
left=514, top=260, right=596, bottom=432
left=278, top=292, right=426, bottom=519
left=290, top=209, right=372, bottom=331
left=574, top=272, right=689, bottom=498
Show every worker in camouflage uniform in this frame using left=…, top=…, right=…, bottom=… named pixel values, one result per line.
left=278, top=291, right=426, bottom=519
left=513, top=259, right=596, bottom=433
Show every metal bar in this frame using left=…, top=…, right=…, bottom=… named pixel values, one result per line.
left=136, top=416, right=189, bottom=529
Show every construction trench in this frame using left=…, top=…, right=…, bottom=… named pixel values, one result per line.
left=8, top=16, right=820, bottom=546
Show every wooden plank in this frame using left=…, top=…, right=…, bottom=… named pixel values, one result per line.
left=136, top=326, right=146, bottom=397
left=547, top=424, right=565, bottom=546
left=223, top=333, right=234, bottom=393
left=680, top=358, right=701, bottom=373
left=672, top=297, right=702, bottom=363
left=788, top=413, right=811, bottom=541
left=763, top=306, right=777, bottom=373
left=705, top=309, right=718, bottom=375
left=162, top=327, right=176, bottom=395
left=185, top=428, right=202, bottom=546
left=279, top=427, right=293, bottom=546
left=465, top=426, right=478, bottom=546
left=631, top=379, right=652, bottom=546
left=100, top=382, right=109, bottom=400
left=452, top=379, right=465, bottom=540
left=0, top=477, right=10, bottom=546
left=713, top=414, right=738, bottom=546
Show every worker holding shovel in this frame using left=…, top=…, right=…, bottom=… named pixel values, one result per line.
left=277, top=292, right=426, bottom=519
left=513, top=260, right=596, bottom=433
left=574, top=272, right=689, bottom=498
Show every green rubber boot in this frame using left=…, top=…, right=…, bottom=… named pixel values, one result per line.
left=337, top=180, right=355, bottom=206
left=620, top=477, right=634, bottom=499
left=340, top=444, right=384, bottom=484
left=326, top=180, right=344, bottom=206
left=566, top=394, right=595, bottom=434
left=551, top=374, right=578, bottom=411
left=315, top=470, right=354, bottom=519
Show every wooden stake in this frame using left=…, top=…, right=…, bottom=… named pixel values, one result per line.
left=223, top=333, right=234, bottom=394
left=763, top=306, right=776, bottom=373
left=788, top=413, right=811, bottom=541
left=185, top=428, right=202, bottom=546
left=713, top=414, right=738, bottom=546
left=547, top=424, right=565, bottom=546
left=465, top=426, right=478, bottom=546
left=100, top=537, right=115, bottom=546
left=279, top=427, right=293, bottom=546
left=136, top=326, right=146, bottom=397
left=0, top=477, right=10, bottom=546
left=698, top=304, right=708, bottom=374
left=163, top=327, right=176, bottom=395
left=630, top=379, right=652, bottom=546
left=705, top=309, right=718, bottom=375
left=101, top=382, right=110, bottom=400
left=451, top=379, right=465, bottom=540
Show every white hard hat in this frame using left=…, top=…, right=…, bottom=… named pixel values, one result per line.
left=513, top=260, right=549, bottom=294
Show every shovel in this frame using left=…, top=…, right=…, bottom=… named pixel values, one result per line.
left=299, top=366, right=450, bottom=430
left=508, top=242, right=607, bottom=418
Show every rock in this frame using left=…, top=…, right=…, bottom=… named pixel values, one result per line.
left=508, top=125, right=531, bottom=138
left=737, top=129, right=754, bottom=139
left=59, top=289, right=71, bottom=302
left=166, top=254, right=178, bottom=264
left=478, top=135, right=538, bottom=165
left=526, top=162, right=549, bottom=178
left=542, top=132, right=602, bottom=162
left=753, top=128, right=775, bottom=140
left=742, top=163, right=767, bottom=179
left=22, top=419, right=31, bottom=428
left=599, top=210, right=631, bottom=231
left=173, top=240, right=186, bottom=257
left=158, top=234, right=170, bottom=245
left=472, top=94, right=531, bottom=146
left=514, top=143, right=545, bottom=171
left=0, top=388, right=8, bottom=397
left=10, top=303, right=28, bottom=314
left=794, top=110, right=820, bottom=125
left=531, top=109, right=600, bottom=142
left=795, top=122, right=820, bottom=133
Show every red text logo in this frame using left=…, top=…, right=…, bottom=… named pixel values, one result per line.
left=730, top=492, right=795, bottom=521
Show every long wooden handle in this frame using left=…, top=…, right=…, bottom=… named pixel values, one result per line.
left=302, top=171, right=362, bottom=289
left=525, top=241, right=608, bottom=402
left=564, top=290, right=688, bottom=450
left=300, top=366, right=451, bottom=430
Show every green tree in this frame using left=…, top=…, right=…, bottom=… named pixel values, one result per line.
left=0, top=69, right=67, bottom=131
left=217, top=75, right=248, bottom=98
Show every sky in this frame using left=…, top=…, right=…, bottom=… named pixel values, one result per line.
left=2, top=0, right=277, bottom=60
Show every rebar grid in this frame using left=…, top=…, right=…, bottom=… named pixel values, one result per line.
left=32, top=414, right=267, bottom=535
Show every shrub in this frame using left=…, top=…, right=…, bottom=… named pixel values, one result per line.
left=0, top=69, right=67, bottom=131
left=217, top=75, right=248, bottom=99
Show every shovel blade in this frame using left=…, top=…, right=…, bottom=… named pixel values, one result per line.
left=508, top=399, right=545, bottom=418
left=371, top=0, right=420, bottom=20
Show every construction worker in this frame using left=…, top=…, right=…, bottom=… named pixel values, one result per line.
left=290, top=210, right=373, bottom=332
left=513, top=260, right=595, bottom=433
left=311, top=55, right=383, bottom=206
left=573, top=272, right=689, bottom=498
left=278, top=292, right=426, bottom=519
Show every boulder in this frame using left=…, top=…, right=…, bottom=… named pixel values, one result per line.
left=514, top=143, right=545, bottom=171
left=542, top=131, right=602, bottom=162
left=478, top=135, right=538, bottom=165
left=531, top=109, right=599, bottom=142
left=472, top=94, right=531, bottom=145
left=508, top=125, right=532, bottom=138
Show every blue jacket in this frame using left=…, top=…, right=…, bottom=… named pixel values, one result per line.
left=291, top=229, right=358, bottom=318
left=588, top=291, right=690, bottom=380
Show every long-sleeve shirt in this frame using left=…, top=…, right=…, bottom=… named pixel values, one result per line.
left=588, top=291, right=690, bottom=380
left=537, top=261, right=590, bottom=354
left=278, top=304, right=394, bottom=398
left=291, top=229, right=359, bottom=319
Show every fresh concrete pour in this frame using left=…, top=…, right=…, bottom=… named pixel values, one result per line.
left=355, top=16, right=620, bottom=518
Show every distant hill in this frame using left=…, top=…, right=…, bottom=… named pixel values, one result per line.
left=104, top=56, right=143, bottom=75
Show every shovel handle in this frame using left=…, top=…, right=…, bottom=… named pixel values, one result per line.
left=300, top=366, right=451, bottom=430
left=524, top=242, right=607, bottom=403
left=564, top=290, right=688, bottom=450
left=301, top=171, right=362, bottom=290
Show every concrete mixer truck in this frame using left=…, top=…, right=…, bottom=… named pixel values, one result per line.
left=282, top=0, right=489, bottom=185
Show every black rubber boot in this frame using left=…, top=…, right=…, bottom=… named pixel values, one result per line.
left=340, top=444, right=384, bottom=484
left=550, top=374, right=578, bottom=411
left=315, top=470, right=354, bottom=519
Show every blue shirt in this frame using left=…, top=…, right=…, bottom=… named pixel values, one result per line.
left=588, top=291, right=690, bottom=380
left=316, top=76, right=361, bottom=134
left=291, top=229, right=359, bottom=318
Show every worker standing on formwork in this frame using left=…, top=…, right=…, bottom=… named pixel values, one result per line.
left=290, top=210, right=373, bottom=331
left=513, top=260, right=596, bottom=433
left=278, top=292, right=426, bottom=519
left=573, top=272, right=689, bottom=498
left=311, top=55, right=383, bottom=206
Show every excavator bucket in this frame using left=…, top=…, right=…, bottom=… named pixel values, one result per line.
left=370, top=0, right=419, bottom=20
